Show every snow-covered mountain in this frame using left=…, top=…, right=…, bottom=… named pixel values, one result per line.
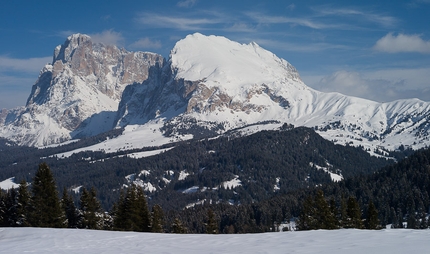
left=0, top=34, right=164, bottom=146
left=1, top=33, right=430, bottom=152
left=114, top=33, right=430, bottom=153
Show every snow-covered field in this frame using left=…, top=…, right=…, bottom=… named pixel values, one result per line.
left=1, top=227, right=429, bottom=254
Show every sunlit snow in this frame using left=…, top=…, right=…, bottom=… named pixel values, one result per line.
left=1, top=228, right=429, bottom=254
left=0, top=177, right=19, bottom=190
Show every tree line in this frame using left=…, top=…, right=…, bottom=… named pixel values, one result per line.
left=0, top=162, right=216, bottom=234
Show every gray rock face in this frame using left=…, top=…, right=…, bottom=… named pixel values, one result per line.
left=1, top=34, right=164, bottom=146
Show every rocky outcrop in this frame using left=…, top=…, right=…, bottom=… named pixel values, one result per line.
left=0, top=34, right=164, bottom=146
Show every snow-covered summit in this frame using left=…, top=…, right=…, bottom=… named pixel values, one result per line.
left=115, top=33, right=430, bottom=153
left=1, top=33, right=430, bottom=153
left=171, top=33, right=301, bottom=90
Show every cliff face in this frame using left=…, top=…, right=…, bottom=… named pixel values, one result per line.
left=0, top=34, right=164, bottom=146
left=2, top=33, right=430, bottom=153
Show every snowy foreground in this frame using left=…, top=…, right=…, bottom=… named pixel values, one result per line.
left=1, top=228, right=430, bottom=254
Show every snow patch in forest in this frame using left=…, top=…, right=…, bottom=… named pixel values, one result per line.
left=0, top=177, right=19, bottom=190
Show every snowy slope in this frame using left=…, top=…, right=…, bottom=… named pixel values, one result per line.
left=0, top=177, right=19, bottom=190
left=1, top=227, right=429, bottom=254
left=115, top=33, right=430, bottom=154
left=0, top=34, right=164, bottom=146
left=1, top=33, right=430, bottom=154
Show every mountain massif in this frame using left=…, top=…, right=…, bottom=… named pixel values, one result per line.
left=0, top=33, right=430, bottom=154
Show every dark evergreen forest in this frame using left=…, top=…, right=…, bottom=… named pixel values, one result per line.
left=1, top=126, right=428, bottom=233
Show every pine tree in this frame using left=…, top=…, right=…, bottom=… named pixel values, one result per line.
left=419, top=209, right=428, bottom=229
left=28, top=163, right=64, bottom=228
left=314, top=190, right=336, bottom=229
left=172, top=217, right=187, bottom=233
left=328, top=198, right=339, bottom=229
left=61, top=187, right=78, bottom=228
left=78, top=187, right=103, bottom=229
left=298, top=195, right=316, bottom=230
left=112, top=190, right=126, bottom=230
left=345, top=196, right=363, bottom=229
left=0, top=191, right=7, bottom=227
left=134, top=185, right=150, bottom=232
left=205, top=209, right=219, bottom=234
left=406, top=199, right=417, bottom=229
left=151, top=204, right=164, bottom=233
left=4, top=188, right=18, bottom=226
left=112, top=185, right=150, bottom=232
left=16, top=180, right=31, bottom=227
left=339, top=196, right=348, bottom=228
left=366, top=200, right=379, bottom=229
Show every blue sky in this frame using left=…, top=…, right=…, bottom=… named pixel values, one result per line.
left=1, top=0, right=429, bottom=109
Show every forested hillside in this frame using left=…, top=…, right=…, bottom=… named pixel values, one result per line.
left=1, top=131, right=429, bottom=233
left=1, top=127, right=392, bottom=210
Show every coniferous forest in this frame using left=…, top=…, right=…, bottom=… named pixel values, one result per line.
left=0, top=127, right=429, bottom=233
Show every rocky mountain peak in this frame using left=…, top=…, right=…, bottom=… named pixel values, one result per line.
left=53, top=33, right=92, bottom=64
left=1, top=33, right=164, bottom=146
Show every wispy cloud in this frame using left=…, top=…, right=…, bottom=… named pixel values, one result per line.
left=129, top=37, right=162, bottom=50
left=0, top=56, right=51, bottom=73
left=373, top=33, right=430, bottom=53
left=136, top=12, right=222, bottom=30
left=287, top=4, right=296, bottom=11
left=246, top=12, right=333, bottom=29
left=314, top=7, right=398, bottom=28
left=312, top=68, right=430, bottom=102
left=177, top=0, right=198, bottom=8
left=89, top=30, right=125, bottom=46
left=226, top=23, right=256, bottom=33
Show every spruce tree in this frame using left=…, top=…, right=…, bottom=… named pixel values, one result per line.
left=172, top=217, right=187, bottom=233
left=112, top=190, right=127, bottom=230
left=340, top=196, right=348, bottom=228
left=346, top=196, right=363, bottom=229
left=0, top=191, right=7, bottom=227
left=134, top=185, right=150, bottom=232
left=314, top=190, right=336, bottom=229
left=366, top=200, right=379, bottom=229
left=28, top=163, right=64, bottom=228
left=151, top=204, right=164, bottom=233
left=4, top=188, right=18, bottom=226
left=298, top=195, right=316, bottom=230
left=205, top=209, right=219, bottom=234
left=16, top=180, right=31, bottom=227
left=78, top=187, right=102, bottom=229
left=61, top=187, right=79, bottom=228
left=112, top=185, right=150, bottom=232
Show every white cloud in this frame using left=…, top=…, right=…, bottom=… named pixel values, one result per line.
left=309, top=68, right=430, bottom=102
left=129, top=38, right=162, bottom=50
left=0, top=56, right=51, bottom=73
left=227, top=23, right=256, bottom=33
left=246, top=12, right=333, bottom=29
left=287, top=4, right=296, bottom=11
left=136, top=12, right=221, bottom=30
left=315, top=7, right=398, bottom=28
left=0, top=75, right=35, bottom=109
left=177, top=0, right=198, bottom=8
left=373, top=33, right=430, bottom=54
left=89, top=30, right=125, bottom=46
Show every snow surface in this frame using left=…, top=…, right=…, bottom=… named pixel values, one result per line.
left=4, top=33, right=430, bottom=157
left=221, top=176, right=242, bottom=189
left=53, top=121, right=190, bottom=158
left=1, top=227, right=429, bottom=254
left=178, top=170, right=190, bottom=180
left=309, top=162, right=343, bottom=182
left=0, top=177, right=19, bottom=190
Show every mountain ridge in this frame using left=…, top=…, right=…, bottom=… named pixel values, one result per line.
left=1, top=33, right=429, bottom=154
